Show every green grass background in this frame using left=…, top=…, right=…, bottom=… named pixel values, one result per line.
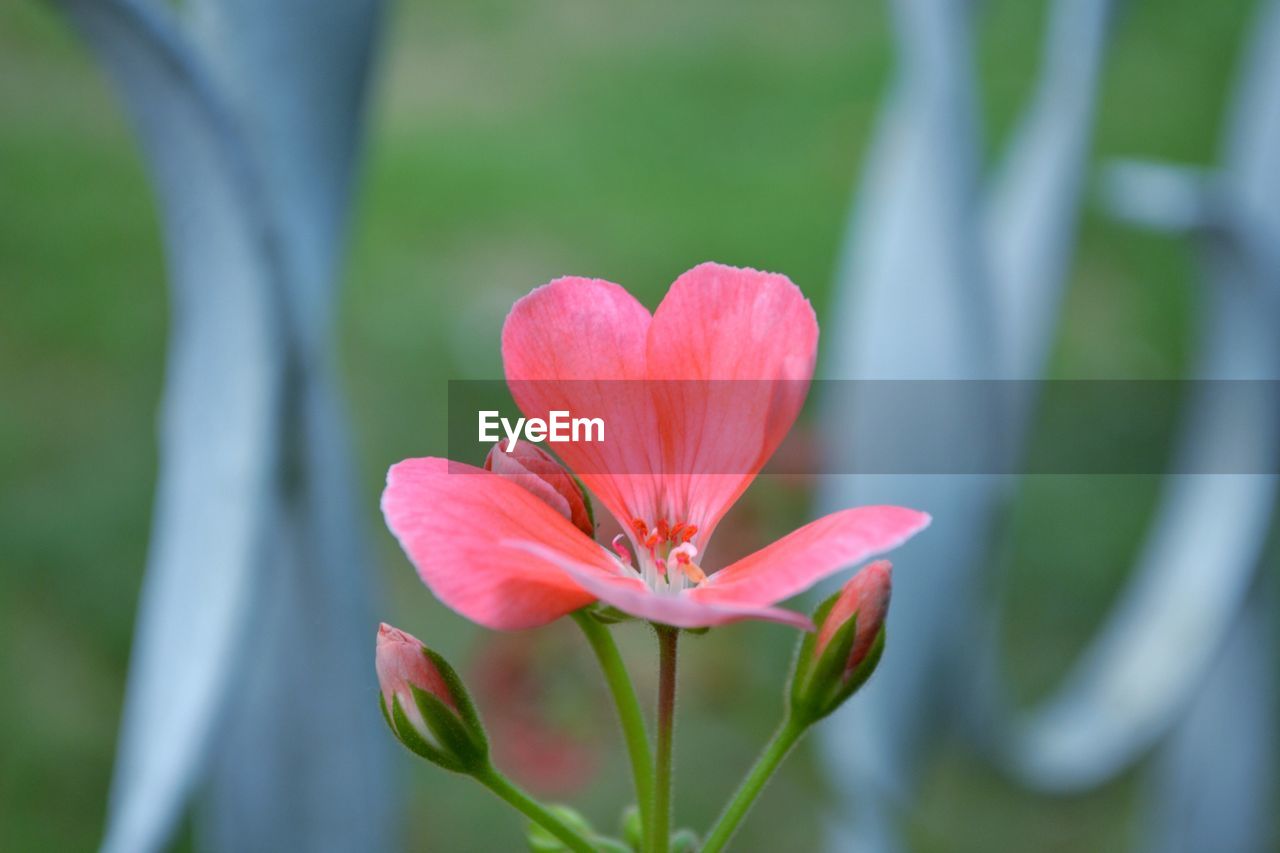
left=0, top=0, right=1265, bottom=849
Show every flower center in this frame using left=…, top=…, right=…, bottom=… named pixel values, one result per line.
left=612, top=517, right=706, bottom=593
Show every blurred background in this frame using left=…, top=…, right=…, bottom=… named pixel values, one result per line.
left=1, top=0, right=1273, bottom=851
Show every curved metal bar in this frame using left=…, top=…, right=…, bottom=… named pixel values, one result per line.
left=966, top=0, right=1280, bottom=792
left=816, top=1, right=991, bottom=849
left=52, top=2, right=288, bottom=851
left=184, top=2, right=392, bottom=849
left=56, top=0, right=390, bottom=850
left=971, top=252, right=1278, bottom=790
left=816, top=0, right=1116, bottom=847
left=1142, top=577, right=1277, bottom=853
left=983, top=0, right=1116, bottom=379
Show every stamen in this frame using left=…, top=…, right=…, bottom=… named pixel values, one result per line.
left=627, top=516, right=705, bottom=590
left=611, top=534, right=632, bottom=567
left=670, top=542, right=697, bottom=561
left=670, top=543, right=706, bottom=584
left=681, top=562, right=706, bottom=584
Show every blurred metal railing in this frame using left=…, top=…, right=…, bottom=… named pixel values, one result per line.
left=818, top=0, right=1279, bottom=850
left=55, top=0, right=1278, bottom=849
left=54, top=1, right=392, bottom=850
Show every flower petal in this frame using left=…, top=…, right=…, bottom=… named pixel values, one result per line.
left=381, top=457, right=618, bottom=630
left=502, top=277, right=663, bottom=533
left=507, top=540, right=813, bottom=630
left=646, top=263, right=818, bottom=544
left=692, top=506, right=930, bottom=609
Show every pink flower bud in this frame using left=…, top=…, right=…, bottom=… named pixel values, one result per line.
left=790, top=561, right=893, bottom=723
left=484, top=440, right=595, bottom=537
left=815, top=560, right=892, bottom=675
left=376, top=623, right=488, bottom=770
left=376, top=623, right=457, bottom=738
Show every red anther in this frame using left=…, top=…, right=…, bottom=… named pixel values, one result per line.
left=656, top=519, right=670, bottom=541
left=644, top=532, right=661, bottom=550
left=673, top=550, right=691, bottom=564
left=631, top=518, right=649, bottom=537
left=680, top=525, right=698, bottom=542
left=669, top=522, right=686, bottom=540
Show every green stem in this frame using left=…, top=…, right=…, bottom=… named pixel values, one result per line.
left=700, top=716, right=807, bottom=853
left=474, top=764, right=596, bottom=853
left=572, top=610, right=655, bottom=837
left=651, top=626, right=679, bottom=853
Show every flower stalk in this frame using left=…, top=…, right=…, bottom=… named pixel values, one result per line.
left=471, top=765, right=597, bottom=853
left=699, top=715, right=806, bottom=853
left=701, top=561, right=895, bottom=850
left=571, top=610, right=655, bottom=839
left=651, top=625, right=679, bottom=853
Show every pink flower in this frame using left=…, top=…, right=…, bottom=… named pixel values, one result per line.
left=815, top=560, right=892, bottom=674
left=375, top=623, right=457, bottom=740
left=382, top=263, right=930, bottom=630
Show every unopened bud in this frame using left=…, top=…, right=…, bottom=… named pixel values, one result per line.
left=376, top=623, right=487, bottom=772
left=485, top=440, right=595, bottom=537
left=789, top=561, right=892, bottom=723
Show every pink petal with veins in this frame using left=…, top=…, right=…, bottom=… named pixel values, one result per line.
left=382, top=458, right=612, bottom=630
left=693, top=507, right=928, bottom=609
